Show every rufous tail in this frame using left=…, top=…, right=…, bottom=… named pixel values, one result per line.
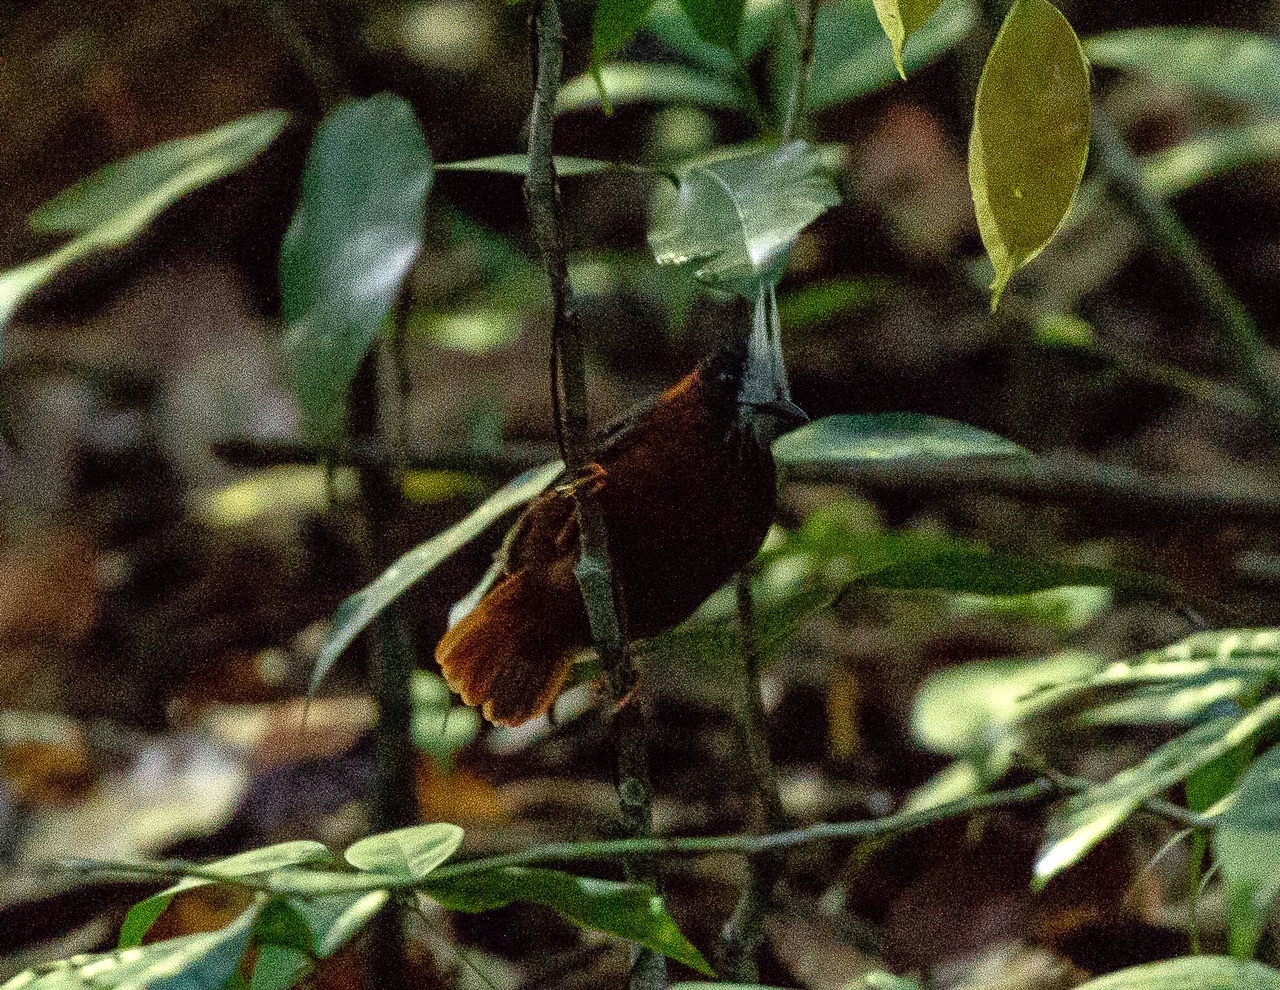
left=435, top=569, right=581, bottom=727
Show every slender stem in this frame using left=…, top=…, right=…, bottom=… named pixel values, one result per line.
left=525, top=5, right=663, bottom=988
left=348, top=351, right=418, bottom=990
left=718, top=574, right=786, bottom=980
left=781, top=0, right=817, bottom=143
left=1089, top=110, right=1280, bottom=447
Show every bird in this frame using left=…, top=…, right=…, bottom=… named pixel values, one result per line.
left=434, top=336, right=807, bottom=727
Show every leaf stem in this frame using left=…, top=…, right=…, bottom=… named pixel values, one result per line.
left=525, top=5, right=664, bottom=988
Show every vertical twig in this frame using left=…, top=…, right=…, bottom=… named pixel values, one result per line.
left=349, top=351, right=419, bottom=990
left=781, top=0, right=817, bottom=143
left=525, top=5, right=665, bottom=988
left=1088, top=111, right=1280, bottom=446
left=718, top=573, right=786, bottom=979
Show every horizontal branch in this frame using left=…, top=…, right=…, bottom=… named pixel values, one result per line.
left=786, top=455, right=1280, bottom=521
left=58, top=770, right=1212, bottom=897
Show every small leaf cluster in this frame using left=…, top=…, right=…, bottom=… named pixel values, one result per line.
left=2, top=824, right=710, bottom=990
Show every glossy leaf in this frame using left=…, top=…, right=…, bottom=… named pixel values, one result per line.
left=1087, top=29, right=1280, bottom=114
left=872, top=0, right=945, bottom=79
left=310, top=461, right=562, bottom=693
left=1073, top=956, right=1280, bottom=990
left=2, top=904, right=258, bottom=990
left=1035, top=695, right=1280, bottom=884
left=438, top=155, right=616, bottom=176
left=559, top=63, right=747, bottom=114
left=649, top=141, right=839, bottom=294
left=773, top=413, right=1028, bottom=465
left=279, top=94, right=433, bottom=445
left=0, top=110, right=285, bottom=339
left=644, top=0, right=785, bottom=75
left=1215, top=744, right=1280, bottom=957
left=344, top=823, right=464, bottom=880
left=120, top=840, right=332, bottom=948
left=595, top=0, right=659, bottom=62
left=678, top=0, right=745, bottom=50
left=424, top=867, right=713, bottom=975
left=785, top=0, right=973, bottom=112
left=969, top=0, right=1090, bottom=308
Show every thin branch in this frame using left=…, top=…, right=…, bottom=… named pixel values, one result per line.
left=781, top=0, right=817, bottom=143
left=1089, top=109, right=1280, bottom=447
left=718, top=574, right=786, bottom=980
left=525, top=4, right=663, bottom=988
left=784, top=455, right=1280, bottom=521
left=62, top=769, right=1218, bottom=897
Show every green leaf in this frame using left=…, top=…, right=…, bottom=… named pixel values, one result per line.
left=438, top=155, right=617, bottom=176
left=969, top=0, right=1090, bottom=308
left=776, top=277, right=889, bottom=329
left=678, top=0, right=745, bottom=50
left=773, top=413, right=1028, bottom=465
left=595, top=0, right=659, bottom=62
left=559, top=63, right=748, bottom=114
left=1035, top=694, right=1280, bottom=884
left=643, top=0, right=784, bottom=75
left=1086, top=29, right=1280, bottom=115
left=344, top=823, right=464, bottom=881
left=1072, top=956, right=1280, bottom=990
left=1143, top=120, right=1280, bottom=198
left=279, top=93, right=433, bottom=445
left=1215, top=745, right=1280, bottom=957
left=120, top=841, right=332, bottom=948
left=0, top=110, right=285, bottom=340
left=252, top=899, right=315, bottom=956
left=4, top=903, right=259, bottom=990
left=249, top=891, right=390, bottom=990
left=912, top=652, right=1100, bottom=755
left=787, top=0, right=973, bottom=112
left=310, top=461, right=562, bottom=693
left=648, top=141, right=839, bottom=294
left=424, top=867, right=713, bottom=975
left=872, top=0, right=945, bottom=79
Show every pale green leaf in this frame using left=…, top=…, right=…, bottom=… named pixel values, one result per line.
left=0, top=110, right=285, bottom=340
left=773, top=413, right=1028, bottom=464
left=344, top=823, right=464, bottom=881
left=558, top=63, right=747, bottom=114
left=1215, top=744, right=1280, bottom=957
left=424, top=867, right=713, bottom=975
left=3, top=904, right=258, bottom=989
left=120, top=841, right=332, bottom=948
left=1035, top=695, right=1280, bottom=884
left=1073, top=956, right=1280, bottom=990
left=872, top=0, right=945, bottom=79
left=1086, top=29, right=1280, bottom=114
left=438, top=155, right=617, bottom=176
left=309, top=461, right=562, bottom=694
left=1143, top=120, right=1280, bottom=198
left=969, top=0, right=1090, bottom=308
left=648, top=140, right=839, bottom=293
left=279, top=94, right=433, bottom=445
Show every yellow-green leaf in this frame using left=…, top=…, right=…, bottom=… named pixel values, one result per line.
left=872, top=0, right=945, bottom=79
left=968, top=0, right=1090, bottom=309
